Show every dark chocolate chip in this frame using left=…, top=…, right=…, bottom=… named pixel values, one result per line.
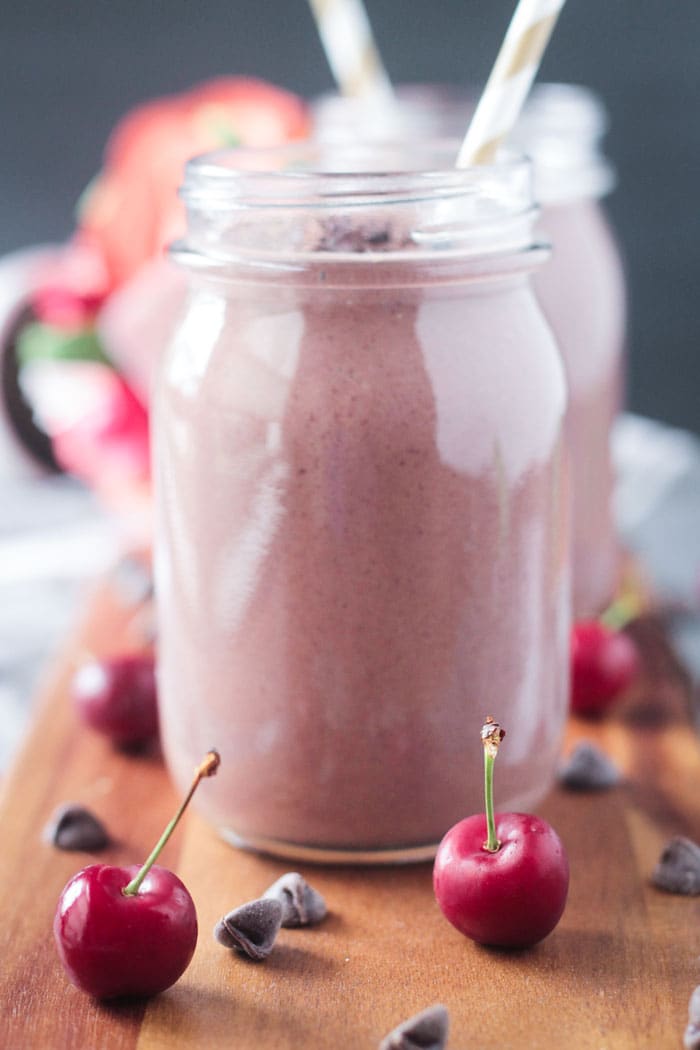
left=652, top=837, right=700, bottom=895
left=111, top=555, right=154, bottom=607
left=315, top=217, right=408, bottom=254
left=690, top=986, right=700, bottom=1024
left=685, top=986, right=700, bottom=1049
left=379, top=1004, right=450, bottom=1050
left=126, top=603, right=158, bottom=647
left=213, top=917, right=237, bottom=949
left=44, top=804, right=110, bottom=852
left=214, top=898, right=283, bottom=960
left=686, top=1021, right=700, bottom=1050
left=558, top=741, right=621, bottom=791
left=263, top=872, right=327, bottom=928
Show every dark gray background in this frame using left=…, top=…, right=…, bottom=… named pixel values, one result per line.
left=2, top=1, right=699, bottom=434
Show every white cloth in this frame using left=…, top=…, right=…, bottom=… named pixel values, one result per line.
left=0, top=474, right=117, bottom=768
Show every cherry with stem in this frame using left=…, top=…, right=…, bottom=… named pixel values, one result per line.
left=571, top=593, right=641, bottom=717
left=433, top=718, right=569, bottom=949
left=54, top=750, right=219, bottom=999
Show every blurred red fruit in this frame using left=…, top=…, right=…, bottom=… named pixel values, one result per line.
left=79, top=77, right=310, bottom=289
left=52, top=370, right=149, bottom=484
left=570, top=620, right=640, bottom=717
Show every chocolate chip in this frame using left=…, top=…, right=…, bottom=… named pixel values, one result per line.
left=214, top=917, right=237, bottom=949
left=685, top=986, right=700, bottom=1050
left=111, top=555, right=154, bottom=607
left=652, top=837, right=700, bottom=895
left=379, top=1004, right=450, bottom=1050
left=315, top=217, right=409, bottom=254
left=689, top=986, right=700, bottom=1023
left=44, top=804, right=110, bottom=851
left=214, top=898, right=283, bottom=960
left=126, top=603, right=158, bottom=648
left=557, top=741, right=621, bottom=791
left=263, top=872, right=327, bottom=928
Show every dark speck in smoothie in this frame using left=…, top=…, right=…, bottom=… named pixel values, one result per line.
left=315, top=217, right=410, bottom=253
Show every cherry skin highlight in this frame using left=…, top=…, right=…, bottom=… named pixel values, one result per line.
left=71, top=653, right=158, bottom=746
left=433, top=812, right=569, bottom=948
left=570, top=621, right=640, bottom=717
left=54, top=864, right=197, bottom=999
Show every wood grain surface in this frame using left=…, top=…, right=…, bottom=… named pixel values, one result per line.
left=0, top=583, right=699, bottom=1050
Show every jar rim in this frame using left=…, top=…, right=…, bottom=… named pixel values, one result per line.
left=180, top=142, right=533, bottom=211
left=178, top=143, right=544, bottom=270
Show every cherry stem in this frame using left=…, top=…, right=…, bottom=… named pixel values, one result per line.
left=481, top=717, right=505, bottom=853
left=122, top=750, right=220, bottom=897
left=599, top=591, right=641, bottom=632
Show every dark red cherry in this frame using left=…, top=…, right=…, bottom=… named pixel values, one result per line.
left=54, top=864, right=196, bottom=998
left=71, top=653, right=158, bottom=746
left=53, top=751, right=219, bottom=999
left=570, top=621, right=640, bottom=717
left=433, top=810, right=569, bottom=948
left=433, top=719, right=569, bottom=948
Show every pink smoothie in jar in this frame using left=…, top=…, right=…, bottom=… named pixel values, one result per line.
left=316, top=83, right=627, bottom=618
left=154, top=143, right=569, bottom=863
left=512, top=85, right=625, bottom=617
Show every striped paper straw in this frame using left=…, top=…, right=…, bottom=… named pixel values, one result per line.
left=456, top=0, right=567, bottom=168
left=307, top=0, right=394, bottom=101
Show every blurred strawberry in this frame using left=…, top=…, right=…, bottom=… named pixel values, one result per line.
left=32, top=288, right=102, bottom=329
left=32, top=240, right=112, bottom=326
left=50, top=368, right=150, bottom=485
left=13, top=76, right=308, bottom=531
left=97, top=258, right=187, bottom=401
left=183, top=77, right=311, bottom=146
left=79, top=77, right=310, bottom=288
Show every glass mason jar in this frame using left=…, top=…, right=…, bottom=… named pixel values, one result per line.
left=315, top=83, right=626, bottom=618
left=513, top=85, right=625, bottom=619
left=154, top=143, right=570, bottom=864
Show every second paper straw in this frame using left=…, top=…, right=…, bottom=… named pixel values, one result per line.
left=456, top=0, right=568, bottom=168
left=307, top=0, right=394, bottom=101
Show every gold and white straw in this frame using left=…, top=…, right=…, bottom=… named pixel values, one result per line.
left=456, top=0, right=567, bottom=168
left=307, top=0, right=394, bottom=101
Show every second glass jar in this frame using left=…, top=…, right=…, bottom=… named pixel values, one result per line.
left=315, top=83, right=627, bottom=618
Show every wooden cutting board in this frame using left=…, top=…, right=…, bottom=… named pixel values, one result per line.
left=1, top=580, right=699, bottom=1050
